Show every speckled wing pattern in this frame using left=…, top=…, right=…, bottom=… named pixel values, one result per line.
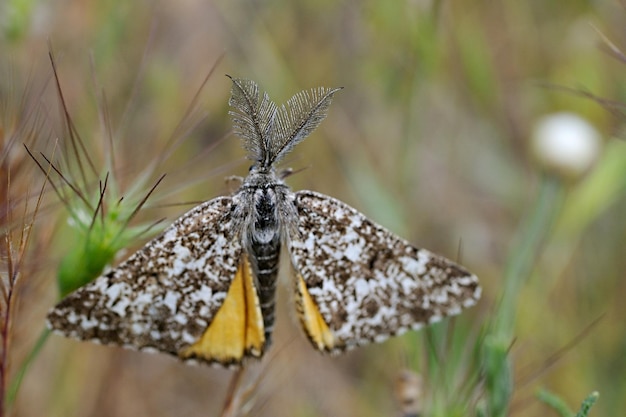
left=47, top=78, right=480, bottom=367
left=289, top=191, right=481, bottom=354
left=46, top=197, right=244, bottom=362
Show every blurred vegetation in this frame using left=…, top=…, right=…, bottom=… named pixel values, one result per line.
left=1, top=0, right=625, bottom=416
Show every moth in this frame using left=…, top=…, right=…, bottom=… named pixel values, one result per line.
left=47, top=77, right=481, bottom=366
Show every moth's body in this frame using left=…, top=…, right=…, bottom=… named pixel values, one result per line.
left=233, top=167, right=293, bottom=348
left=47, top=78, right=481, bottom=366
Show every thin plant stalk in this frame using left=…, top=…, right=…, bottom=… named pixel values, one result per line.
left=483, top=173, right=565, bottom=417
left=220, top=367, right=247, bottom=417
left=494, top=174, right=565, bottom=337
left=5, top=328, right=50, bottom=408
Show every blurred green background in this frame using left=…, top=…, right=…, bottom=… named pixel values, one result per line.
left=1, top=0, right=625, bottom=416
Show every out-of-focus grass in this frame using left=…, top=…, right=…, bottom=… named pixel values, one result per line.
left=1, top=1, right=625, bottom=416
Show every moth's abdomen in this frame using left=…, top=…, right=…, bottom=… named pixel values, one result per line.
left=250, top=187, right=282, bottom=346
left=251, top=239, right=280, bottom=346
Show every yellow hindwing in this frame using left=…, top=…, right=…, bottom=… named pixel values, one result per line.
left=296, top=274, right=336, bottom=351
left=180, top=256, right=265, bottom=363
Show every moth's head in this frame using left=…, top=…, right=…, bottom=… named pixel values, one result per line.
left=248, top=162, right=303, bottom=181
left=244, top=163, right=281, bottom=188
left=248, top=162, right=274, bottom=176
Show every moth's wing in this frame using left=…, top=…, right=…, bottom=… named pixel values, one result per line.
left=47, top=197, right=266, bottom=366
left=289, top=191, right=481, bottom=354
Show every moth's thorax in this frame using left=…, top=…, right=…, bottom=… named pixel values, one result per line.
left=252, top=187, right=279, bottom=243
left=232, top=168, right=294, bottom=246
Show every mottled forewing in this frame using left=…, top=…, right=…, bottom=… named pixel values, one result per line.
left=47, top=197, right=241, bottom=360
left=289, top=191, right=481, bottom=353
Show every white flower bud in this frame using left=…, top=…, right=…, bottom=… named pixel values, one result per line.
left=531, top=112, right=602, bottom=180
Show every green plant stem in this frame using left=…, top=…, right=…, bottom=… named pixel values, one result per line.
left=537, top=388, right=574, bottom=417
left=494, top=174, right=564, bottom=338
left=5, top=328, right=50, bottom=408
left=484, top=174, right=565, bottom=417
left=574, top=391, right=599, bottom=417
